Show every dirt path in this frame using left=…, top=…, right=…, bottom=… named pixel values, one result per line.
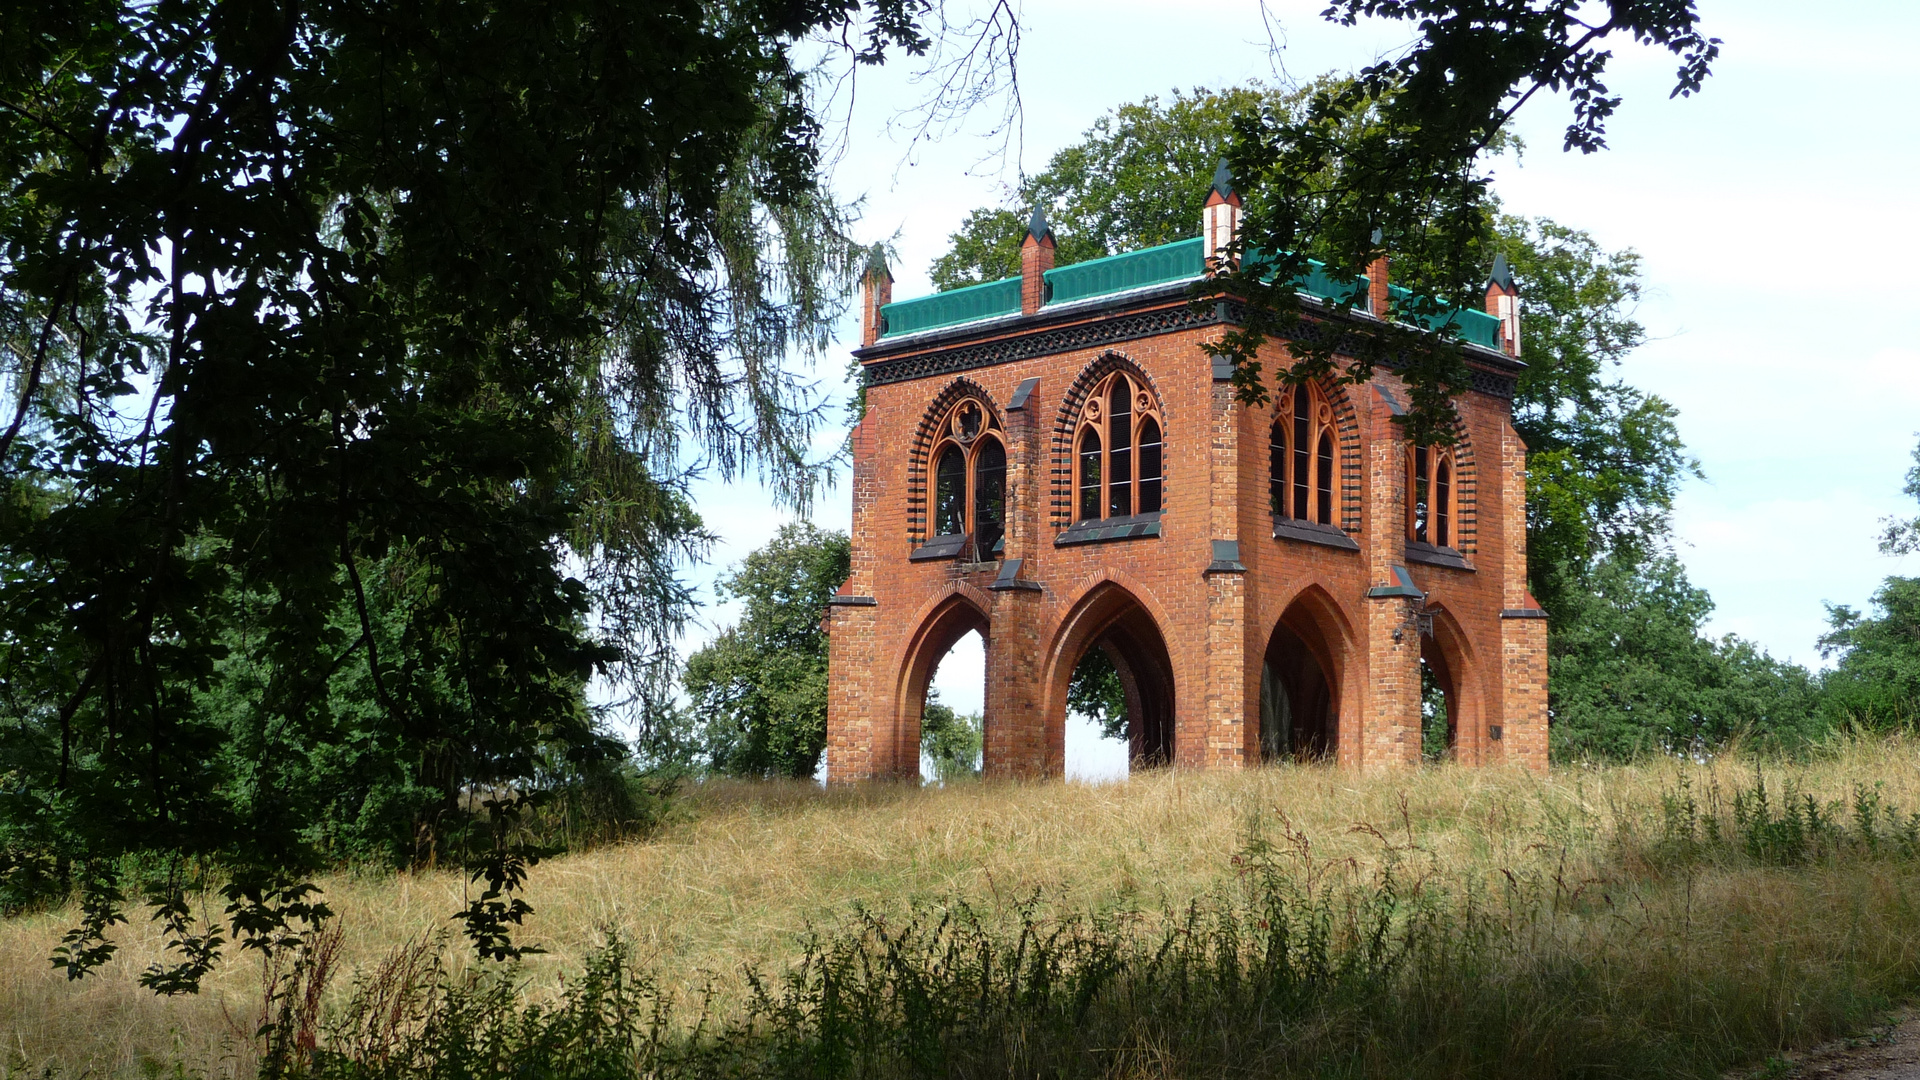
left=1757, top=1012, right=1920, bottom=1079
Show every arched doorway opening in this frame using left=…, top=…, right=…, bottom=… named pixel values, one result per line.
left=896, top=595, right=989, bottom=781
left=1049, top=584, right=1177, bottom=775
left=923, top=629, right=986, bottom=783
left=1419, top=604, right=1475, bottom=763
left=1259, top=591, right=1347, bottom=762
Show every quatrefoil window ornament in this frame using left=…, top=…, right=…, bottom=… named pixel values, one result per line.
left=953, top=401, right=982, bottom=443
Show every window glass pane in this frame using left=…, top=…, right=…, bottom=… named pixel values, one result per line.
left=1078, top=428, right=1102, bottom=521
left=1411, top=446, right=1429, bottom=544
left=1138, top=418, right=1162, bottom=514
left=1435, top=461, right=1451, bottom=547
left=1316, top=432, right=1335, bottom=526
left=1270, top=420, right=1287, bottom=516
left=935, top=444, right=966, bottom=536
left=974, top=438, right=1006, bottom=555
left=1292, top=388, right=1311, bottom=519
left=1108, top=380, right=1132, bottom=518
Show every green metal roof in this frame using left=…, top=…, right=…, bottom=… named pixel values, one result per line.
left=1044, top=237, right=1204, bottom=303
left=876, top=235, right=1503, bottom=351
left=879, top=276, right=1020, bottom=337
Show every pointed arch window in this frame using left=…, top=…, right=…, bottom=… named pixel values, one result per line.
left=1269, top=381, right=1338, bottom=526
left=925, top=397, right=1007, bottom=558
left=1408, top=444, right=1457, bottom=548
left=1073, top=371, right=1165, bottom=522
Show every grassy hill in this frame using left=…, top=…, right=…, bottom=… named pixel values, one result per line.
left=9, top=741, right=1920, bottom=1079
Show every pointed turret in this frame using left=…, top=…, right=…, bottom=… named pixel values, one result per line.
left=1020, top=205, right=1056, bottom=314
left=1202, top=158, right=1243, bottom=270
left=1484, top=252, right=1520, bottom=357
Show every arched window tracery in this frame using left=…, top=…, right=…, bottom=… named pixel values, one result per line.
left=925, top=396, right=1007, bottom=557
left=1270, top=381, right=1338, bottom=526
left=1072, top=371, right=1165, bottom=522
left=1408, top=443, right=1458, bottom=548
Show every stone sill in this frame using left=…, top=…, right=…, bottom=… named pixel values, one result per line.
left=1056, top=511, right=1163, bottom=546
left=1406, top=540, right=1472, bottom=570
left=909, top=535, right=1004, bottom=562
left=1272, top=516, right=1360, bottom=552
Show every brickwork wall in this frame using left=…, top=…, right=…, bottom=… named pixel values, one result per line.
left=825, top=295, right=1547, bottom=780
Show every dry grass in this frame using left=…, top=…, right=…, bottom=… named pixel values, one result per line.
left=7, top=738, right=1920, bottom=1078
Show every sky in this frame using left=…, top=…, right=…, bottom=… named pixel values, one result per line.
left=676, top=0, right=1920, bottom=778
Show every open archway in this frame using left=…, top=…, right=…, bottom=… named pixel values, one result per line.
left=894, top=593, right=990, bottom=780
left=1047, top=583, right=1177, bottom=774
left=1259, top=588, right=1350, bottom=762
left=1419, top=603, right=1477, bottom=763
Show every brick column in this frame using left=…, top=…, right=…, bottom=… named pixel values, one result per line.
left=1194, top=373, right=1250, bottom=768
left=827, top=417, right=881, bottom=782
left=1360, top=383, right=1420, bottom=770
left=986, top=378, right=1048, bottom=777
left=1497, top=421, right=1549, bottom=771
left=1202, top=565, right=1248, bottom=768
left=826, top=604, right=878, bottom=781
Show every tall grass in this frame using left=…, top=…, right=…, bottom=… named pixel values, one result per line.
left=9, top=738, right=1920, bottom=1079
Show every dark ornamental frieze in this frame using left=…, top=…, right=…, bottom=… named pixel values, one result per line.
left=862, top=303, right=1228, bottom=387
left=860, top=298, right=1517, bottom=400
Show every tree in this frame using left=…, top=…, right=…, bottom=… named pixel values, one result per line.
left=1550, top=554, right=1822, bottom=758
left=1820, top=436, right=1920, bottom=729
left=1819, top=578, right=1920, bottom=731
left=0, top=0, right=934, bottom=984
left=684, top=523, right=849, bottom=779
left=1068, top=649, right=1129, bottom=742
left=920, top=691, right=982, bottom=783
left=930, top=86, right=1297, bottom=291
left=932, top=85, right=1809, bottom=761
left=1204, top=0, right=1719, bottom=445
left=1879, top=435, right=1920, bottom=556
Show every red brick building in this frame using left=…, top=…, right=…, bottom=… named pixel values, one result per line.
left=826, top=176, right=1547, bottom=778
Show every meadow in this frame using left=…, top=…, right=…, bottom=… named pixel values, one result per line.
left=8, top=740, right=1920, bottom=1079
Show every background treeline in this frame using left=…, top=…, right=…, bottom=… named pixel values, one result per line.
left=681, top=86, right=1920, bottom=781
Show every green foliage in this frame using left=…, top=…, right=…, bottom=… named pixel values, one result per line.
left=1817, top=434, right=1920, bottom=730
left=919, top=692, right=981, bottom=784
left=1205, top=0, right=1717, bottom=441
left=1820, top=577, right=1920, bottom=730
left=1421, top=660, right=1450, bottom=762
left=1549, top=555, right=1824, bottom=760
left=929, top=86, right=1297, bottom=290
left=0, top=0, right=928, bottom=984
left=1067, top=648, right=1129, bottom=742
left=1501, top=217, right=1698, bottom=608
left=931, top=86, right=1807, bottom=762
left=684, top=523, right=850, bottom=780
left=1878, top=437, right=1920, bottom=555
left=1654, top=769, right=1920, bottom=868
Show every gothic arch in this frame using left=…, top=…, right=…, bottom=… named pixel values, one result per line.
left=1259, top=581, right=1358, bottom=761
left=1408, top=414, right=1478, bottom=554
left=1049, top=352, right=1169, bottom=530
left=1042, top=576, right=1179, bottom=770
left=906, top=379, right=1004, bottom=546
left=1418, top=600, right=1481, bottom=762
left=1269, top=377, right=1364, bottom=533
left=889, top=587, right=993, bottom=780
